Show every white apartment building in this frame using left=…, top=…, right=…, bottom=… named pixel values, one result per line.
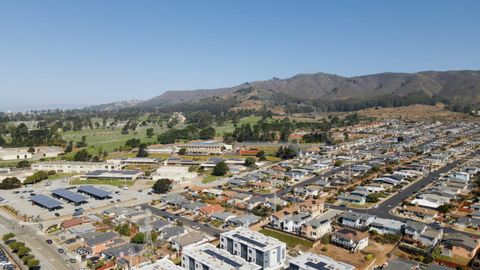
left=182, top=243, right=261, bottom=270
left=220, top=227, right=286, bottom=270
left=288, top=252, right=356, bottom=270
left=32, top=161, right=121, bottom=173
left=0, top=147, right=32, bottom=160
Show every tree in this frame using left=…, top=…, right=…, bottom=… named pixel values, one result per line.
left=212, top=161, right=229, bottom=176
left=27, top=258, right=40, bottom=269
left=244, top=157, right=257, bottom=167
left=0, top=136, right=5, bottom=147
left=17, top=246, right=31, bottom=257
left=64, top=141, right=73, bottom=153
left=2, top=233, right=15, bottom=243
left=146, top=128, right=154, bottom=138
left=0, top=177, right=21, bottom=189
left=255, top=150, right=266, bottom=159
left=131, top=232, right=146, bottom=244
left=199, top=127, right=216, bottom=140
left=74, top=149, right=91, bottom=161
left=125, top=138, right=141, bottom=148
left=76, top=135, right=87, bottom=148
left=178, top=148, right=187, bottom=155
left=438, top=203, right=455, bottom=214
left=16, top=160, right=31, bottom=168
left=276, top=145, right=298, bottom=160
left=152, top=178, right=172, bottom=194
left=136, top=143, right=149, bottom=157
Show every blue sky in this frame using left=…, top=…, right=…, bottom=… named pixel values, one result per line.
left=0, top=0, right=479, bottom=111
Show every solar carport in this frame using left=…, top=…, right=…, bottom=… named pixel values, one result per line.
left=52, top=189, right=88, bottom=205
left=77, top=186, right=112, bottom=200
left=30, top=194, right=63, bottom=210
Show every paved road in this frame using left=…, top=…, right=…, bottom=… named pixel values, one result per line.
left=327, top=151, right=479, bottom=237
left=140, top=203, right=223, bottom=237
left=0, top=214, right=78, bottom=270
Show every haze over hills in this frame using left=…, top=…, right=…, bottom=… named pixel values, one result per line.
left=135, top=70, right=480, bottom=111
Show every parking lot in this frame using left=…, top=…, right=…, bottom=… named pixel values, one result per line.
left=0, top=179, right=156, bottom=221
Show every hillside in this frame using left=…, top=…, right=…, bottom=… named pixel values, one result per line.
left=136, top=70, right=480, bottom=113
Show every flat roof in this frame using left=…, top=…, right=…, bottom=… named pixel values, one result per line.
left=85, top=170, right=141, bottom=176
left=221, top=227, right=285, bottom=251
left=52, top=189, right=88, bottom=203
left=30, top=194, right=63, bottom=209
left=183, top=243, right=260, bottom=270
left=77, top=186, right=111, bottom=198
left=289, top=253, right=356, bottom=270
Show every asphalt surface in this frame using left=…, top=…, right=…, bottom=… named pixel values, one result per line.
left=327, top=151, right=479, bottom=237
left=140, top=203, right=223, bottom=236
left=0, top=214, right=78, bottom=270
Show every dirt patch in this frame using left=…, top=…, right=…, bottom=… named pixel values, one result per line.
left=356, top=104, right=477, bottom=122
left=312, top=240, right=396, bottom=270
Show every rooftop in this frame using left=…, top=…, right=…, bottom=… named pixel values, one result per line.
left=289, top=252, right=356, bottom=270
left=183, top=243, right=261, bottom=270
left=221, top=227, right=285, bottom=251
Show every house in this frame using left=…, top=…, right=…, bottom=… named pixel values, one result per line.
left=338, top=194, right=366, bottom=205
left=369, top=218, right=404, bottom=235
left=383, top=258, right=420, bottom=270
left=298, top=198, right=325, bottom=216
left=228, top=214, right=260, bottom=227
left=68, top=223, right=97, bottom=236
left=170, top=231, right=209, bottom=251
left=199, top=204, right=225, bottom=217
left=439, top=233, right=480, bottom=261
left=246, top=196, right=267, bottom=210
left=457, top=217, right=480, bottom=229
left=402, top=205, right=439, bottom=222
left=135, top=218, right=170, bottom=233
left=331, top=228, right=369, bottom=252
left=103, top=207, right=147, bottom=222
left=404, top=221, right=443, bottom=247
left=288, top=252, right=356, bottom=270
left=340, top=212, right=375, bottom=229
left=301, top=216, right=332, bottom=240
left=102, top=243, right=144, bottom=260
left=211, top=211, right=236, bottom=223
left=80, top=231, right=122, bottom=256
left=159, top=226, right=187, bottom=241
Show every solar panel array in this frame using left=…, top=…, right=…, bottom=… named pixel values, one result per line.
left=305, top=261, right=329, bottom=270
left=232, top=233, right=267, bottom=248
left=204, top=249, right=243, bottom=268
left=77, top=186, right=111, bottom=198
left=52, top=189, right=88, bottom=203
left=30, top=194, right=63, bottom=209
left=85, top=170, right=140, bottom=176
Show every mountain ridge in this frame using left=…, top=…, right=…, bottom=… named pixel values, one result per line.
left=137, top=70, right=480, bottom=111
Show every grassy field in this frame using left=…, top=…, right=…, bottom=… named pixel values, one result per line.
left=213, top=115, right=262, bottom=136
left=60, top=126, right=164, bottom=152
left=69, top=178, right=134, bottom=187
left=259, top=228, right=313, bottom=248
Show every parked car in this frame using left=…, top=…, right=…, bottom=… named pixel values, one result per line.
left=57, top=248, right=65, bottom=254
left=46, top=239, right=53, bottom=244
left=65, top=238, right=76, bottom=244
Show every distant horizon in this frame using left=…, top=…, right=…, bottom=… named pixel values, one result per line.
left=1, top=0, right=479, bottom=110
left=1, top=67, right=479, bottom=112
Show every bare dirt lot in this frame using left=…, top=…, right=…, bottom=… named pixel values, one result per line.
left=312, top=241, right=396, bottom=270
left=356, top=104, right=477, bottom=122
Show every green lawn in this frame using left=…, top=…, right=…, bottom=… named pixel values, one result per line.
left=69, top=178, right=134, bottom=187
left=213, top=115, right=262, bottom=136
left=259, top=228, right=313, bottom=248
left=60, top=126, right=164, bottom=152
